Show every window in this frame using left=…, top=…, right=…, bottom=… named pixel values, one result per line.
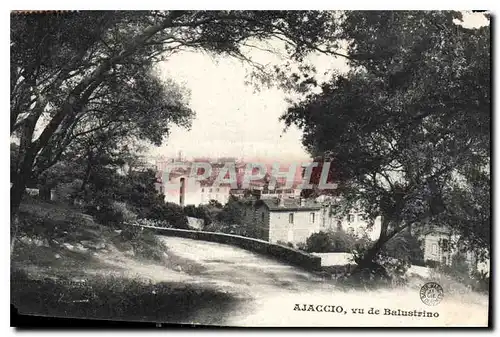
left=216, top=188, right=220, bottom=192
left=442, top=256, right=447, bottom=265
left=209, top=188, right=213, bottom=193
left=261, top=212, right=265, bottom=221
left=432, top=243, right=438, bottom=254
left=289, top=213, right=294, bottom=224
left=310, top=212, right=315, bottom=223
left=201, top=188, right=204, bottom=192
left=441, top=239, right=450, bottom=252
left=336, top=221, right=342, bottom=231
left=348, top=214, right=355, bottom=222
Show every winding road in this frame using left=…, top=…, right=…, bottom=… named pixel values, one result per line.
left=157, top=236, right=489, bottom=327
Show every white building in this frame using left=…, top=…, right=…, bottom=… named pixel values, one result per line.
left=160, top=174, right=230, bottom=206
left=239, top=195, right=382, bottom=244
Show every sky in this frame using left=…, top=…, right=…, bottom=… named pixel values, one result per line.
left=150, top=38, right=349, bottom=162
left=148, top=11, right=489, bottom=163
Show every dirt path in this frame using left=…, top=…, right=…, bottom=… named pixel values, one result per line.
left=157, top=236, right=490, bottom=327
left=12, top=234, right=489, bottom=327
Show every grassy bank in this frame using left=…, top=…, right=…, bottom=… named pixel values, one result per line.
left=11, top=199, right=240, bottom=325
left=11, top=269, right=239, bottom=324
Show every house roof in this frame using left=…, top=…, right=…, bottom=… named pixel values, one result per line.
left=256, top=198, right=322, bottom=212
left=421, top=226, right=452, bottom=236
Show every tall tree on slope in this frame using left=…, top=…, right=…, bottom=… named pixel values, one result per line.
left=281, top=11, right=490, bottom=272
left=10, top=11, right=342, bottom=216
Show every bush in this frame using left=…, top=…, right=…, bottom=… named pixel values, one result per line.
left=276, top=240, right=295, bottom=249
left=136, top=218, right=171, bottom=228
left=11, top=269, right=236, bottom=323
left=305, top=232, right=332, bottom=253
left=146, top=202, right=188, bottom=229
left=296, top=242, right=307, bottom=251
left=348, top=249, right=410, bottom=288
left=184, top=204, right=213, bottom=227
left=383, top=232, right=424, bottom=265
left=119, top=227, right=168, bottom=262
left=427, top=254, right=489, bottom=294
left=203, top=221, right=247, bottom=236
left=305, top=230, right=371, bottom=253
left=86, top=201, right=137, bottom=228
left=112, top=201, right=138, bottom=223
left=17, top=200, right=94, bottom=240
left=52, top=179, right=83, bottom=202
left=470, top=269, right=490, bottom=293
left=439, top=254, right=470, bottom=282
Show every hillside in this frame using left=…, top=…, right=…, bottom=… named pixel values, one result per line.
left=11, top=200, right=489, bottom=326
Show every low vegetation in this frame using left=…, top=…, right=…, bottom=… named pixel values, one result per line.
left=11, top=269, right=239, bottom=324
left=11, top=198, right=231, bottom=323
left=436, top=254, right=490, bottom=293
left=304, top=230, right=372, bottom=254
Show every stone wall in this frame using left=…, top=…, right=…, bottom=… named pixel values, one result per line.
left=138, top=225, right=322, bottom=271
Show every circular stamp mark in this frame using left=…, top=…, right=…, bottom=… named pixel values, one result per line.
left=420, top=282, right=444, bottom=306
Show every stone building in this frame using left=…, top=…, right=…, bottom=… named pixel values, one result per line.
left=239, top=195, right=383, bottom=244
left=241, top=197, right=323, bottom=244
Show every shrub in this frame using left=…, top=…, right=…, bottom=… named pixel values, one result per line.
left=305, top=231, right=332, bottom=253
left=146, top=202, right=188, bottom=229
left=305, top=230, right=371, bottom=253
left=136, top=218, right=171, bottom=228
left=86, top=201, right=137, bottom=228
left=383, top=232, right=424, bottom=265
left=203, top=221, right=247, bottom=236
left=184, top=204, right=213, bottom=226
left=470, top=269, right=490, bottom=293
left=17, top=201, right=93, bottom=240
left=52, top=180, right=83, bottom=203
left=11, top=269, right=236, bottom=323
left=348, top=249, right=409, bottom=288
left=438, top=253, right=483, bottom=291
left=119, top=227, right=168, bottom=262
left=439, top=254, right=470, bottom=281
left=276, top=240, right=295, bottom=249
left=112, top=201, right=138, bottom=223
left=296, top=242, right=307, bottom=252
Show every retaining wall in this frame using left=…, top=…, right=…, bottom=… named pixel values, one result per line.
left=137, top=225, right=322, bottom=271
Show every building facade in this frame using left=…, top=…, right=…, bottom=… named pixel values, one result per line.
left=160, top=174, right=231, bottom=206
left=241, top=198, right=323, bottom=244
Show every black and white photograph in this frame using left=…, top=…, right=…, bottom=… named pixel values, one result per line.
left=9, top=9, right=491, bottom=327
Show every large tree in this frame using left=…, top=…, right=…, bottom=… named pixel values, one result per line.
left=10, top=10, right=340, bottom=216
left=281, top=11, right=490, bottom=271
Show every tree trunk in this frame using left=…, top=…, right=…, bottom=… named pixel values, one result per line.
left=350, top=217, right=393, bottom=277
left=10, top=177, right=28, bottom=254
left=350, top=217, right=410, bottom=282
left=10, top=212, right=19, bottom=254
left=80, top=150, right=94, bottom=193
left=10, top=173, right=28, bottom=216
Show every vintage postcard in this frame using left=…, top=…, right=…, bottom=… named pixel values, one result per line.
left=10, top=10, right=491, bottom=327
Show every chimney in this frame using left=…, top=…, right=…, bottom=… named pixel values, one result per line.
left=179, top=177, right=186, bottom=206
left=300, top=197, right=305, bottom=207
left=278, top=196, right=285, bottom=207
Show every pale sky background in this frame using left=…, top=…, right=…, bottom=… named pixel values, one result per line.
left=148, top=11, right=489, bottom=162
